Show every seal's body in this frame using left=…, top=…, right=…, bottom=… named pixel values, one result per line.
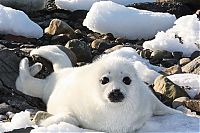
left=16, top=46, right=180, bottom=133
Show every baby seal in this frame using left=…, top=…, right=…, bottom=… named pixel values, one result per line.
left=16, top=46, right=180, bottom=133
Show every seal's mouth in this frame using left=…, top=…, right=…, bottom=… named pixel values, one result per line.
left=108, top=89, right=125, bottom=103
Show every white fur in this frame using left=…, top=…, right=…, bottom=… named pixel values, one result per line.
left=16, top=46, right=180, bottom=133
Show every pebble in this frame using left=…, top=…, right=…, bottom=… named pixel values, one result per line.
left=179, top=58, right=191, bottom=66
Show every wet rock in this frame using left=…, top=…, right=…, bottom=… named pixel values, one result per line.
left=151, top=50, right=173, bottom=60
left=161, top=59, right=178, bottom=68
left=179, top=58, right=191, bottom=66
left=91, top=39, right=112, bottom=52
left=57, top=45, right=77, bottom=66
left=0, top=0, right=45, bottom=12
left=32, top=111, right=52, bottom=125
left=191, top=51, right=200, bottom=60
left=184, top=100, right=200, bottom=114
left=172, top=51, right=183, bottom=60
left=65, top=39, right=92, bottom=62
left=0, top=103, right=18, bottom=114
left=153, top=75, right=189, bottom=106
left=128, top=2, right=193, bottom=18
left=45, top=19, right=76, bottom=38
left=51, top=34, right=71, bottom=45
left=104, top=45, right=123, bottom=54
left=163, top=65, right=182, bottom=75
left=172, top=97, right=189, bottom=109
left=182, top=56, right=200, bottom=74
left=139, top=49, right=152, bottom=59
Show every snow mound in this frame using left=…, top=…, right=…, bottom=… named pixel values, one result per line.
left=0, top=111, right=33, bottom=132
left=55, top=0, right=156, bottom=11
left=83, top=1, right=176, bottom=40
left=0, top=4, right=43, bottom=38
left=143, top=14, right=200, bottom=56
left=167, top=74, right=200, bottom=98
left=104, top=47, right=162, bottom=84
left=2, top=111, right=199, bottom=133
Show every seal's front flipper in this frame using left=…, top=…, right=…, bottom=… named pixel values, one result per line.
left=40, top=113, right=79, bottom=127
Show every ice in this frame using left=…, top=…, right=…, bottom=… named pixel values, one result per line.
left=143, top=14, right=200, bottom=56
left=83, top=1, right=176, bottom=40
left=55, top=0, right=156, bottom=11
left=0, top=4, right=43, bottom=38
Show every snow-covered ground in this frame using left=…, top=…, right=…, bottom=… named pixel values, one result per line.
left=55, top=0, right=156, bottom=11
left=0, top=111, right=199, bottom=133
left=143, top=14, right=200, bottom=56
left=83, top=1, right=176, bottom=40
left=167, top=74, right=200, bottom=98
left=0, top=4, right=43, bottom=38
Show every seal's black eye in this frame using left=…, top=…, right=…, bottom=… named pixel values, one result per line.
left=100, top=77, right=109, bottom=85
left=123, top=76, right=131, bottom=85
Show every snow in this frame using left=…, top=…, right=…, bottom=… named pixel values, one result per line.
left=143, top=14, right=200, bottom=56
left=83, top=1, right=176, bottom=40
left=1, top=111, right=199, bottom=133
left=0, top=4, right=43, bottom=38
left=167, top=74, right=200, bottom=98
left=104, top=47, right=161, bottom=84
left=55, top=0, right=156, bottom=11
left=0, top=111, right=33, bottom=132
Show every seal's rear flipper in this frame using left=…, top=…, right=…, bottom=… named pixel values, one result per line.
left=152, top=96, right=182, bottom=116
left=16, top=57, right=45, bottom=99
left=30, top=45, right=72, bottom=72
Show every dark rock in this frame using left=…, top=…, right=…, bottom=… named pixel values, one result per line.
left=182, top=56, right=200, bottom=74
left=102, top=33, right=115, bottom=41
left=51, top=34, right=71, bottom=45
left=151, top=50, right=173, bottom=60
left=0, top=103, right=18, bottom=114
left=172, top=51, right=183, bottom=60
left=139, top=49, right=152, bottom=59
left=128, top=2, right=193, bottom=18
left=153, top=75, right=189, bottom=106
left=65, top=39, right=92, bottom=62
left=7, top=127, right=34, bottom=133
left=161, top=59, right=178, bottom=68
left=91, top=39, right=113, bottom=52
left=191, top=51, right=200, bottom=60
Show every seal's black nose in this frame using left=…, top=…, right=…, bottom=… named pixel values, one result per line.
left=108, top=89, right=124, bottom=103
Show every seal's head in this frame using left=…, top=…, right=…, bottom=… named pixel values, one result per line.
left=93, top=56, right=142, bottom=106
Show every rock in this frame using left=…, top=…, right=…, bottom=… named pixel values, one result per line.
left=163, top=65, right=182, bottom=75
left=65, top=39, right=92, bottom=62
left=191, top=51, right=200, bottom=60
left=102, top=33, right=115, bottom=41
left=51, top=34, right=71, bottom=45
left=151, top=50, right=173, bottom=60
left=179, top=58, right=191, bottom=66
left=0, top=0, right=45, bottom=12
left=153, top=75, right=189, bottom=106
left=104, top=45, right=123, bottom=54
left=32, top=111, right=52, bottom=125
left=172, top=97, right=189, bottom=109
left=91, top=39, right=112, bottom=52
left=184, top=100, right=200, bottom=113
left=139, top=49, right=152, bottom=59
left=182, top=56, right=200, bottom=74
left=128, top=2, right=193, bottom=18
left=57, top=45, right=77, bottom=66
left=7, top=127, right=34, bottom=133
left=161, top=59, right=178, bottom=68
left=0, top=103, right=18, bottom=114
left=0, top=49, right=46, bottom=112
left=0, top=115, right=7, bottom=121
left=6, top=111, right=15, bottom=119
left=172, top=51, right=183, bottom=60
left=45, top=19, right=76, bottom=38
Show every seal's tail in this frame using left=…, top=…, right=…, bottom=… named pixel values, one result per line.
left=16, top=57, right=45, bottom=99
left=30, top=45, right=72, bottom=72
